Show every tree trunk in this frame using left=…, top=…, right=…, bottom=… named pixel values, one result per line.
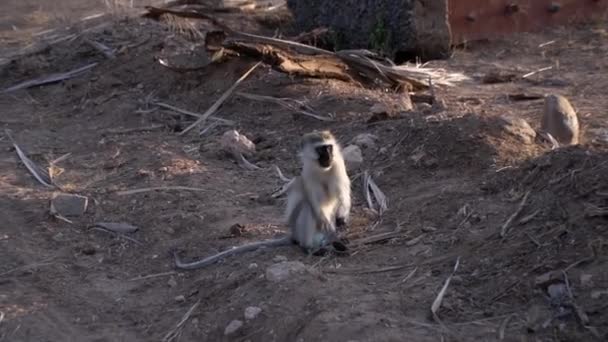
left=286, top=0, right=451, bottom=61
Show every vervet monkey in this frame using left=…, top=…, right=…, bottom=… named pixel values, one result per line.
left=173, top=130, right=351, bottom=270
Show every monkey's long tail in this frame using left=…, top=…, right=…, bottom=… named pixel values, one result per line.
left=173, top=236, right=293, bottom=270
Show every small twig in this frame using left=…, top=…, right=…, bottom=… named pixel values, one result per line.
left=0, top=257, right=55, bottom=277
left=538, top=40, right=556, bottom=48
left=362, top=171, right=375, bottom=212
left=500, top=191, right=531, bottom=237
left=154, top=102, right=234, bottom=124
left=115, top=186, right=207, bottom=196
left=178, top=61, right=262, bottom=136
left=1, top=63, right=98, bottom=93
left=350, top=231, right=404, bottom=246
left=431, top=257, right=461, bottom=329
left=238, top=153, right=261, bottom=170
left=526, top=233, right=542, bottom=248
left=271, top=178, right=295, bottom=198
left=236, top=91, right=334, bottom=121
left=91, top=227, right=143, bottom=245
left=162, top=299, right=201, bottom=342
left=102, top=124, right=164, bottom=134
left=518, top=209, right=540, bottom=225
left=83, top=37, right=115, bottom=59
left=5, top=129, right=54, bottom=188
left=365, top=171, right=388, bottom=215
left=401, top=267, right=418, bottom=284
left=497, top=314, right=515, bottom=340
left=129, top=271, right=176, bottom=281
left=522, top=66, right=553, bottom=79
left=199, top=121, right=220, bottom=136
left=273, top=165, right=293, bottom=182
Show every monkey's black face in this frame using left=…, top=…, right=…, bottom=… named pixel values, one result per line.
left=315, top=144, right=333, bottom=168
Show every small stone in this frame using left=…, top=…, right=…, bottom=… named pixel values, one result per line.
left=580, top=274, right=594, bottom=288
left=174, top=295, right=186, bottom=303
left=244, top=306, right=262, bottom=320
left=248, top=263, right=258, bottom=269
left=342, top=145, right=363, bottom=171
left=220, top=130, right=256, bottom=157
left=273, top=255, right=287, bottom=262
left=351, top=133, right=378, bottom=150
left=50, top=192, right=89, bottom=217
left=167, top=276, right=177, bottom=288
left=224, top=319, right=243, bottom=335
left=265, top=261, right=307, bottom=282
left=541, top=94, right=580, bottom=145
left=499, top=115, right=536, bottom=144
left=81, top=245, right=96, bottom=255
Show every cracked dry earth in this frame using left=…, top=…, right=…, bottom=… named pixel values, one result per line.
left=1, top=4, right=608, bottom=342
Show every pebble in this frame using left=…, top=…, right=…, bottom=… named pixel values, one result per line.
left=224, top=319, right=243, bottom=335
left=244, top=306, right=262, bottom=320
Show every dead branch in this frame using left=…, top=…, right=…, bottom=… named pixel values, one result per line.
left=236, top=92, right=334, bottom=121
left=162, top=299, right=201, bottom=342
left=178, top=61, right=262, bottom=135
left=116, top=186, right=207, bottom=196
left=154, top=102, right=235, bottom=125
left=102, top=124, right=164, bottom=134
left=225, top=41, right=355, bottom=83
left=1, top=63, right=97, bottom=94
left=431, top=257, right=461, bottom=327
left=5, top=129, right=54, bottom=188
left=500, top=191, right=531, bottom=237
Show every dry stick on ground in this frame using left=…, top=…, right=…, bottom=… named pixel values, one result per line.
left=522, top=66, right=553, bottom=79
left=115, top=186, right=207, bottom=196
left=238, top=153, right=261, bottom=170
left=178, top=61, right=262, bottom=136
left=236, top=92, right=334, bottom=121
left=1, top=63, right=98, bottom=94
left=154, top=101, right=235, bottom=125
left=90, top=227, right=143, bottom=245
left=162, top=299, right=201, bottom=342
left=431, top=256, right=461, bottom=331
left=102, top=124, right=164, bottom=134
left=83, top=37, right=115, bottom=59
left=143, top=5, right=468, bottom=89
left=129, top=271, right=176, bottom=281
left=5, top=129, right=54, bottom=188
left=500, top=191, right=531, bottom=238
left=273, top=165, right=293, bottom=182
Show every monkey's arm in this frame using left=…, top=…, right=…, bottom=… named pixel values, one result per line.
left=174, top=237, right=292, bottom=270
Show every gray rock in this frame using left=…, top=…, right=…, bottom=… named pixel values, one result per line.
left=174, top=295, right=186, bottom=303
left=265, top=261, right=307, bottom=282
left=352, top=133, right=379, bottom=150
left=244, top=306, right=262, bottom=320
left=499, top=115, right=536, bottom=145
left=167, top=276, right=177, bottom=288
left=342, top=145, right=363, bottom=171
left=220, top=130, right=256, bottom=157
left=541, top=94, right=580, bottom=145
left=273, top=255, right=288, bottom=262
left=50, top=192, right=88, bottom=217
left=224, top=319, right=243, bottom=335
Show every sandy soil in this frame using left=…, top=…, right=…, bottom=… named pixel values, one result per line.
left=1, top=2, right=607, bottom=342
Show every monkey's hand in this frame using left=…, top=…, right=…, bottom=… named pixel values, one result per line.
left=319, top=216, right=336, bottom=233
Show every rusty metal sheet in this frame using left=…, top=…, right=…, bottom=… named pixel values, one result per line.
left=449, top=0, right=608, bottom=44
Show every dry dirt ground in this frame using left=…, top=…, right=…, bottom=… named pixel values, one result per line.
left=1, top=2, right=608, bottom=342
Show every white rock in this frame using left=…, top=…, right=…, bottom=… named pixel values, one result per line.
left=541, top=94, right=580, bottom=145
left=174, top=295, right=186, bottom=303
left=244, top=306, right=262, bottom=320
left=220, top=130, right=256, bottom=157
left=273, top=255, right=287, bottom=262
left=351, top=133, right=378, bottom=150
left=342, top=145, right=363, bottom=171
left=248, top=263, right=258, bottom=269
left=265, top=261, right=307, bottom=282
left=224, top=319, right=243, bottom=335
left=167, top=276, right=177, bottom=288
